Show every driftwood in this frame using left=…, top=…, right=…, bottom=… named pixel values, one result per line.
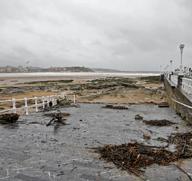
left=46, top=112, right=69, bottom=126
left=103, top=104, right=128, bottom=110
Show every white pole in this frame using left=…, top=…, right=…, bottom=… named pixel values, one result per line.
left=42, top=96, right=45, bottom=109
left=12, top=98, right=16, bottom=113
left=24, top=97, right=29, bottom=115
left=35, top=97, right=38, bottom=112
left=73, top=95, right=76, bottom=104
left=179, top=44, right=185, bottom=72
left=52, top=97, right=55, bottom=106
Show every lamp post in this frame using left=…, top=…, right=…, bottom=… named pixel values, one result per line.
left=179, top=44, right=185, bottom=72
left=170, top=60, right=173, bottom=72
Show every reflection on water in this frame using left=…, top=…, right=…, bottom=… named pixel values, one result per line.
left=2, top=123, right=19, bottom=130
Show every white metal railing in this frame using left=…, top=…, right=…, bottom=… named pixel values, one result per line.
left=0, top=92, right=77, bottom=115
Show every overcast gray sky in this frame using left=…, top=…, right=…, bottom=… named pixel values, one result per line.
left=0, top=0, right=191, bottom=71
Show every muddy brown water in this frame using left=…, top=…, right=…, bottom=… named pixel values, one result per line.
left=0, top=104, right=192, bottom=181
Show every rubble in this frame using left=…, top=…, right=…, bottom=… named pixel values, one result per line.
left=143, top=119, right=176, bottom=126
left=0, top=113, right=19, bottom=124
left=102, top=104, right=128, bottom=110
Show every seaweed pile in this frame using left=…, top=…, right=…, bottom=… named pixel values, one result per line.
left=96, top=143, right=177, bottom=175
left=0, top=113, right=19, bottom=124
left=96, top=132, right=192, bottom=176
left=143, top=119, right=176, bottom=126
left=169, top=132, right=192, bottom=158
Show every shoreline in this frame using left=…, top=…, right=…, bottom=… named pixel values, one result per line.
left=0, top=72, right=160, bottom=79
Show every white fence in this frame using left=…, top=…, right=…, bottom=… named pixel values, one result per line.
left=0, top=93, right=77, bottom=115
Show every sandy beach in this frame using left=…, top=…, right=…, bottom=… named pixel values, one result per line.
left=0, top=73, right=164, bottom=108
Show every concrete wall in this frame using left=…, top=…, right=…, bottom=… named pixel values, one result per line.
left=164, top=78, right=192, bottom=122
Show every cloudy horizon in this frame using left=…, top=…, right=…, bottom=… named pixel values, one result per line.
left=0, top=0, right=192, bottom=71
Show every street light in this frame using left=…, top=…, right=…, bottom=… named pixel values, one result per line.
left=179, top=44, right=185, bottom=71
left=170, top=60, right=173, bottom=72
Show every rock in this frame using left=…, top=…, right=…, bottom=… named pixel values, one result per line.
left=135, top=114, right=143, bottom=120
left=0, top=113, right=19, bottom=124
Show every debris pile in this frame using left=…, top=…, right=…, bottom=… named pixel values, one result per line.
left=169, top=132, right=192, bottom=158
left=96, top=143, right=177, bottom=175
left=143, top=119, right=176, bottom=126
left=46, top=112, right=70, bottom=126
left=96, top=132, right=192, bottom=175
left=103, top=104, right=128, bottom=110
left=0, top=113, right=19, bottom=124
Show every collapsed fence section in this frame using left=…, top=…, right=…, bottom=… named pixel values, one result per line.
left=0, top=93, right=77, bottom=115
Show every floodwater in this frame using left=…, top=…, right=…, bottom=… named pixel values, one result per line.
left=0, top=104, right=192, bottom=181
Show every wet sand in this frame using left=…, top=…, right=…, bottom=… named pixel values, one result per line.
left=0, top=104, right=191, bottom=180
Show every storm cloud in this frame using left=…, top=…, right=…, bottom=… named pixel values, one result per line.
left=0, top=0, right=191, bottom=71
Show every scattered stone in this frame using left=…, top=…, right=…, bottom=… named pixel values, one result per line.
left=143, top=119, right=176, bottom=126
left=135, top=114, right=143, bottom=120
left=0, top=113, right=19, bottom=124
left=103, top=104, right=128, bottom=110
